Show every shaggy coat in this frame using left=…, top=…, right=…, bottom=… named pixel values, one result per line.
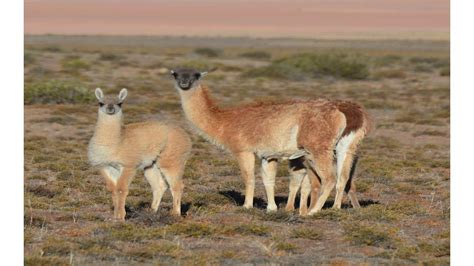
left=173, top=72, right=347, bottom=214
left=88, top=89, right=191, bottom=220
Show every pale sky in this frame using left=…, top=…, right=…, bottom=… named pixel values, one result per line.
left=25, top=0, right=450, bottom=39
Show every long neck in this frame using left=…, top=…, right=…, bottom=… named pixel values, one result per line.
left=179, top=85, right=223, bottom=140
left=91, top=112, right=123, bottom=146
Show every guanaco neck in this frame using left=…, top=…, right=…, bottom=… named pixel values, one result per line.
left=178, top=84, right=223, bottom=141
left=91, top=111, right=123, bottom=148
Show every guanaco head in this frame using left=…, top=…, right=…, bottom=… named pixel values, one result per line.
left=95, top=88, right=128, bottom=116
left=170, top=68, right=207, bottom=91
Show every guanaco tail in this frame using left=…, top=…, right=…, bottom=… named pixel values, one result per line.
left=88, top=88, right=191, bottom=220
left=170, top=68, right=359, bottom=215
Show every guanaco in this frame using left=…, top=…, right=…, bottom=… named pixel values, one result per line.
left=170, top=68, right=348, bottom=215
left=285, top=100, right=371, bottom=215
left=88, top=88, right=191, bottom=220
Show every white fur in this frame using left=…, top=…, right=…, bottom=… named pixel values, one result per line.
left=95, top=88, right=104, bottom=101
left=335, top=131, right=355, bottom=178
left=102, top=165, right=123, bottom=185
left=118, top=88, right=128, bottom=102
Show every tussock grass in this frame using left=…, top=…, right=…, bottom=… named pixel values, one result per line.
left=26, top=66, right=55, bottom=81
left=25, top=80, right=94, bottom=104
left=275, top=241, right=298, bottom=252
left=344, top=222, right=399, bottom=248
left=167, top=222, right=215, bottom=237
left=25, top=256, right=68, bottom=265
left=373, top=55, right=402, bottom=66
left=24, top=52, right=36, bottom=66
left=243, top=53, right=369, bottom=80
left=176, top=60, right=218, bottom=72
left=101, top=223, right=164, bottom=242
left=413, top=63, right=433, bottom=73
left=259, top=210, right=299, bottom=223
left=312, top=208, right=348, bottom=221
left=373, top=69, right=407, bottom=79
left=418, top=241, right=450, bottom=257
left=194, top=47, right=222, bottom=58
left=223, top=223, right=270, bottom=236
left=290, top=228, right=323, bottom=240
left=440, top=67, right=450, bottom=76
left=239, top=51, right=271, bottom=60
left=413, top=129, right=446, bottom=137
left=61, top=55, right=90, bottom=72
left=98, top=52, right=124, bottom=61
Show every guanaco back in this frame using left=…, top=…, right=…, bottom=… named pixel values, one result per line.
left=88, top=88, right=191, bottom=220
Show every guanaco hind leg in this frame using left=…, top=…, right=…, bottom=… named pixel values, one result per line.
left=144, top=164, right=167, bottom=212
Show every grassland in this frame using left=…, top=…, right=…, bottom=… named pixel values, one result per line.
left=24, top=35, right=450, bottom=265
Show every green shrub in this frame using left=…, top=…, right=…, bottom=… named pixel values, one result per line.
left=413, top=63, right=433, bottom=73
left=24, top=80, right=95, bottom=104
left=98, top=52, right=124, bottom=61
left=344, top=223, right=399, bottom=248
left=243, top=53, right=369, bottom=80
left=373, top=55, right=402, bottom=66
left=239, top=51, right=271, bottom=60
left=61, top=56, right=90, bottom=72
left=224, top=224, right=270, bottom=236
left=194, top=47, right=222, bottom=58
left=167, top=222, right=215, bottom=237
left=440, top=67, right=450, bottom=76
left=373, top=69, right=407, bottom=79
left=176, top=60, right=218, bottom=72
left=24, top=53, right=36, bottom=66
left=290, top=228, right=323, bottom=240
left=275, top=241, right=297, bottom=252
left=41, top=46, right=62, bottom=52
left=409, top=57, right=439, bottom=64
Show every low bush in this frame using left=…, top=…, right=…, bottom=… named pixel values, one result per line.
left=98, top=52, right=124, bottom=61
left=24, top=52, right=36, bottom=66
left=61, top=55, right=90, bottom=72
left=24, top=80, right=94, bottom=104
left=239, top=51, right=271, bottom=60
left=242, top=53, right=369, bottom=80
left=344, top=222, right=399, bottom=248
left=373, top=69, right=407, bottom=79
left=194, top=47, right=222, bottom=58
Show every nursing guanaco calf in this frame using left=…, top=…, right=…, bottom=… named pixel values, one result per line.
left=88, top=88, right=191, bottom=220
left=170, top=68, right=348, bottom=214
left=285, top=100, right=371, bottom=215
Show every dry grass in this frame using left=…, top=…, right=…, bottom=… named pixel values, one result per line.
left=24, top=35, right=449, bottom=265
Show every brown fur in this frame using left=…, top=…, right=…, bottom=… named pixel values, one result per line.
left=176, top=83, right=346, bottom=214
left=88, top=90, right=191, bottom=220
left=334, top=100, right=372, bottom=137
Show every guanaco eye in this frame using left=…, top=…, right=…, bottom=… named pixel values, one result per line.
left=99, top=102, right=105, bottom=107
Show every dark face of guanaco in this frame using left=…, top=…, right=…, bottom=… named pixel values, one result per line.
left=170, top=69, right=207, bottom=91
left=94, top=88, right=128, bottom=116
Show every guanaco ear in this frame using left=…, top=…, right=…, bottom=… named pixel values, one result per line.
left=195, top=71, right=207, bottom=80
left=95, top=88, right=104, bottom=102
left=170, top=70, right=178, bottom=79
left=118, top=88, right=128, bottom=103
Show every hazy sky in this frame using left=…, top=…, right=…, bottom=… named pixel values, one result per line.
left=25, top=0, right=449, bottom=39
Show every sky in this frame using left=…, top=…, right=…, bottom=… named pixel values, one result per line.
left=25, top=0, right=450, bottom=39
